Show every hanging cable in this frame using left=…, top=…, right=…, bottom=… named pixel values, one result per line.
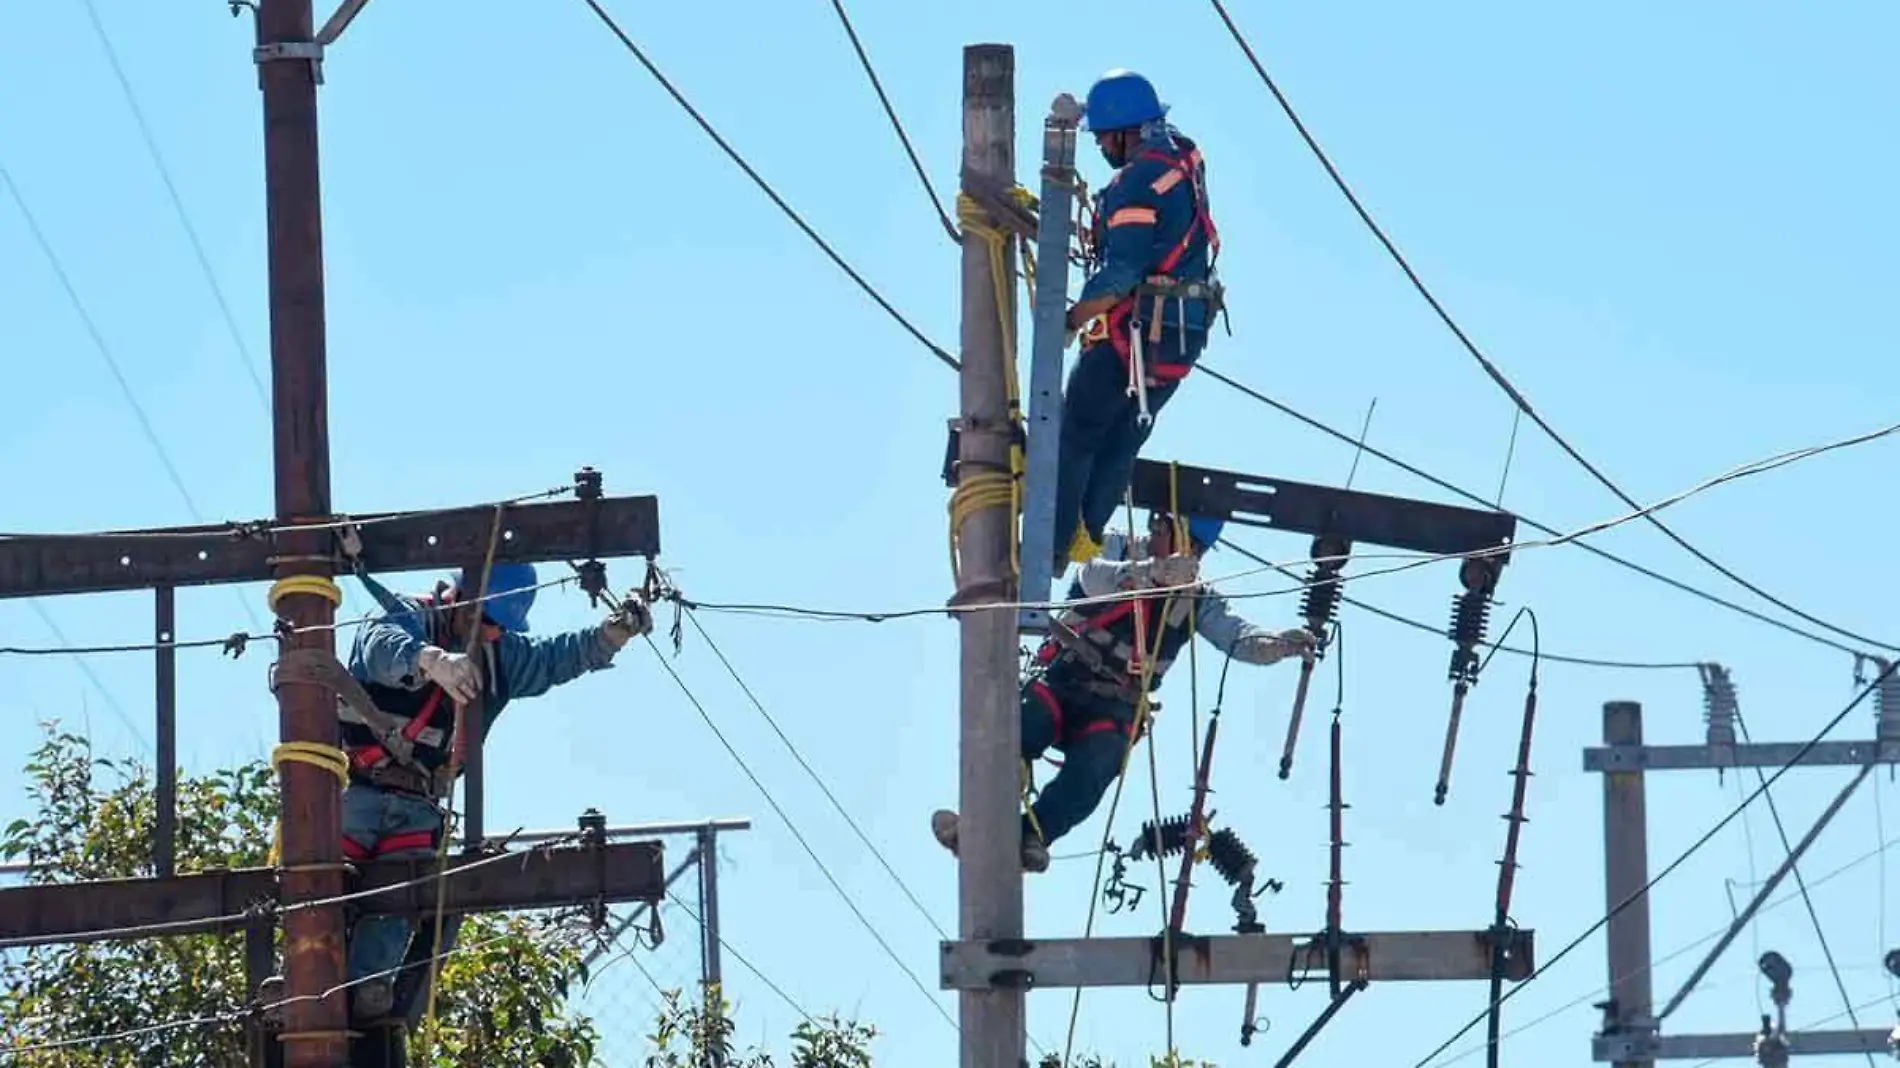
left=1408, top=658, right=1900, bottom=1068
left=1481, top=609, right=1540, bottom=1068
left=1203, top=0, right=1896, bottom=655
left=822, top=0, right=958, bottom=242
left=576, top=0, right=958, bottom=369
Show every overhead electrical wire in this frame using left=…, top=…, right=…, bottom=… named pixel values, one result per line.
left=677, top=605, right=951, bottom=941
left=1216, top=538, right=1701, bottom=672
left=1407, top=657, right=1900, bottom=1068
left=1204, top=0, right=1896, bottom=656
left=822, top=0, right=959, bottom=243
left=570, top=0, right=1894, bottom=666
left=575, top=0, right=958, bottom=370
left=638, top=635, right=960, bottom=1035
left=660, top=887, right=818, bottom=1024
left=1201, top=365, right=1878, bottom=657
left=1731, top=704, right=1872, bottom=1063
left=1423, top=830, right=1900, bottom=1067
left=77, top=0, right=269, bottom=411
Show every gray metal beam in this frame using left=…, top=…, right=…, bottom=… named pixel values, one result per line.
left=1583, top=740, right=1900, bottom=773
left=939, top=929, right=1535, bottom=990
left=1595, top=1028, right=1897, bottom=1061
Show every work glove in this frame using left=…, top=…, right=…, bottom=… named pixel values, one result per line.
left=1134, top=552, right=1200, bottom=590
left=416, top=644, right=481, bottom=704
left=1237, top=628, right=1319, bottom=666
left=599, top=593, right=654, bottom=652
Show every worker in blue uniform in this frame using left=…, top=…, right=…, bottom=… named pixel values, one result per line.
left=1052, top=69, right=1225, bottom=571
left=318, top=562, right=652, bottom=1027
left=932, top=513, right=1312, bottom=870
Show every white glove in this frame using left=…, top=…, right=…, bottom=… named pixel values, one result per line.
left=1137, top=553, right=1200, bottom=590
left=1239, top=628, right=1318, bottom=666
left=599, top=594, right=654, bottom=652
left=416, top=644, right=480, bottom=704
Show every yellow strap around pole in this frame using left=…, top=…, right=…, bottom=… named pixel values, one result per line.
left=267, top=742, right=350, bottom=867
left=266, top=575, right=343, bottom=615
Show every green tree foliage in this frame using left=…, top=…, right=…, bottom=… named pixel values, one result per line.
left=0, top=722, right=1199, bottom=1066
left=0, top=722, right=596, bottom=1068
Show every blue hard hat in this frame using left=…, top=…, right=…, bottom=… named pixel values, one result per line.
left=1080, top=69, right=1168, bottom=133
left=1185, top=515, right=1225, bottom=551
left=458, top=561, right=537, bottom=633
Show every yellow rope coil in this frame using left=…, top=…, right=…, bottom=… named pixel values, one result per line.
left=266, top=742, right=350, bottom=867
left=949, top=190, right=1033, bottom=587
left=266, top=575, right=343, bottom=614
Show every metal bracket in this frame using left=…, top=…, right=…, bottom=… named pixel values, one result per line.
left=253, top=41, right=324, bottom=85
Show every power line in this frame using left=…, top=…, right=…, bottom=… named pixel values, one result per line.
left=1408, top=657, right=1900, bottom=1068
left=678, top=606, right=950, bottom=941
left=1204, top=0, right=1896, bottom=656
left=1424, top=831, right=1900, bottom=1067
left=1215, top=538, right=1701, bottom=671
left=578, top=0, right=1880, bottom=663
left=638, top=635, right=959, bottom=1035
left=0, top=156, right=264, bottom=635
left=1201, top=364, right=1876, bottom=657
left=76, top=0, right=269, bottom=412
left=661, top=887, right=816, bottom=1024
left=1732, top=705, right=1872, bottom=1065
left=575, top=0, right=959, bottom=370
left=822, top=0, right=958, bottom=243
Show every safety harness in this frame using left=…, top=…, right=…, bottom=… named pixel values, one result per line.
left=328, top=590, right=501, bottom=804
left=1031, top=585, right=1197, bottom=742
left=1082, top=138, right=1224, bottom=424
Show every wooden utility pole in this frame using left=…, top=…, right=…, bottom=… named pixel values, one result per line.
left=954, top=42, right=1026, bottom=1068
left=253, top=0, right=347, bottom=1063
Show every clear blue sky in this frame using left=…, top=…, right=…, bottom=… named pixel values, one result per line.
left=5, top=1, right=1900, bottom=1064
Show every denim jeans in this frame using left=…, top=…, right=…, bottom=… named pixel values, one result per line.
left=1020, top=677, right=1136, bottom=846
left=340, top=782, right=449, bottom=1018
left=1052, top=329, right=1206, bottom=557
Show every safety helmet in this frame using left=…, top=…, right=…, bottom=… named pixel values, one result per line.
left=1153, top=511, right=1225, bottom=552
left=1080, top=69, right=1168, bottom=133
left=456, top=561, right=538, bottom=633
left=1185, top=515, right=1225, bottom=552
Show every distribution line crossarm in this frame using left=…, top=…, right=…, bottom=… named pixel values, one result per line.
left=1408, top=660, right=1900, bottom=1068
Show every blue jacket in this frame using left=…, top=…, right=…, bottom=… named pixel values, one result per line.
left=1078, top=122, right=1217, bottom=335
left=348, top=590, right=617, bottom=738
left=1068, top=531, right=1273, bottom=661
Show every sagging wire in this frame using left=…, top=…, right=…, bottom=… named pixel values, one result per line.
left=1407, top=659, right=1900, bottom=1068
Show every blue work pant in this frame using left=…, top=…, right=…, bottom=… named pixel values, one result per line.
left=1021, top=678, right=1136, bottom=846
left=1053, top=329, right=1205, bottom=558
left=340, top=782, right=452, bottom=1018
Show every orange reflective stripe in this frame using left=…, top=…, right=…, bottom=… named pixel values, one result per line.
left=1149, top=169, right=1184, bottom=195
left=1107, top=206, right=1157, bottom=228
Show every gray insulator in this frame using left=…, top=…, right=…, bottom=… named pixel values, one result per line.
left=1874, top=658, right=1900, bottom=743
left=1701, top=663, right=1739, bottom=748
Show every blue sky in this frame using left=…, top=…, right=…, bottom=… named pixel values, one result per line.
left=5, top=0, right=1900, bottom=1064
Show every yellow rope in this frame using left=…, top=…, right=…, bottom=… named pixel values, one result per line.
left=1063, top=468, right=1186, bottom=1066
left=948, top=190, right=1033, bottom=587
left=266, top=742, right=350, bottom=867
left=266, top=575, right=343, bottom=615
left=416, top=503, right=508, bottom=1050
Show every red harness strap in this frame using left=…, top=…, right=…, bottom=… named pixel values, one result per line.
left=348, top=687, right=446, bottom=773
left=1095, top=145, right=1219, bottom=384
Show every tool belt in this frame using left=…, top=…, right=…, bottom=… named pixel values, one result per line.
left=353, top=762, right=450, bottom=800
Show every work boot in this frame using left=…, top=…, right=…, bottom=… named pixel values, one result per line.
left=931, top=809, right=1050, bottom=873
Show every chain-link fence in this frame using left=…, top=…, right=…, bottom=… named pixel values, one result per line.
left=565, top=827, right=725, bottom=1066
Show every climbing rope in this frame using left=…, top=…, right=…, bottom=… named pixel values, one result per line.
left=948, top=189, right=1033, bottom=587
left=1062, top=466, right=1191, bottom=1066
left=415, top=503, right=508, bottom=1052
